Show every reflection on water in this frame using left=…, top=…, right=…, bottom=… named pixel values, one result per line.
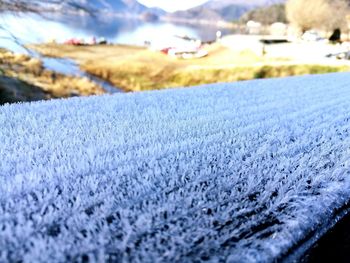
left=0, top=13, right=231, bottom=52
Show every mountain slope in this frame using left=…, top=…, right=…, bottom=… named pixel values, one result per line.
left=204, top=0, right=286, bottom=8
left=89, top=0, right=146, bottom=13
left=240, top=3, right=287, bottom=24
left=167, top=0, right=286, bottom=22
left=71, top=0, right=164, bottom=16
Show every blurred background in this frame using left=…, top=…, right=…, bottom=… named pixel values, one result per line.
left=1, top=0, right=350, bottom=104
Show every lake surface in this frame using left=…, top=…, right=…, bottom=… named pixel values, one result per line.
left=0, top=13, right=232, bottom=53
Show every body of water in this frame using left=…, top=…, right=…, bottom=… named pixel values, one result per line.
left=0, top=13, right=232, bottom=93
left=0, top=13, right=231, bottom=53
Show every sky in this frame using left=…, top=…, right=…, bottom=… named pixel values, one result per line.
left=137, top=0, right=209, bottom=12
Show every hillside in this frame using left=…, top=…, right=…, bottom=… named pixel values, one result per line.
left=89, top=0, right=157, bottom=14
left=240, top=3, right=287, bottom=24
left=1, top=73, right=350, bottom=262
left=167, top=0, right=286, bottom=23
left=202, top=0, right=286, bottom=9
left=59, top=0, right=165, bottom=16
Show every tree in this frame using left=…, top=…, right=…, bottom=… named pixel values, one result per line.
left=286, top=0, right=349, bottom=32
left=0, top=0, right=94, bottom=13
left=240, top=4, right=287, bottom=25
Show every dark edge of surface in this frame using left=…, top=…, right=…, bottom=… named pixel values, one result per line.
left=280, top=201, right=350, bottom=263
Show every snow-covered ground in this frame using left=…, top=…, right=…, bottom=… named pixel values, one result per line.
left=1, top=73, right=350, bottom=262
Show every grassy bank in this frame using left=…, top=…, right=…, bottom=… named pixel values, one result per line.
left=0, top=49, right=105, bottom=99
left=30, top=43, right=349, bottom=92
left=86, top=63, right=348, bottom=91
left=0, top=75, right=48, bottom=104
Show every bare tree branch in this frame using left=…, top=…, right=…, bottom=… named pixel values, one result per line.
left=0, top=24, right=34, bottom=54
left=0, top=0, right=98, bottom=52
left=0, top=0, right=94, bottom=14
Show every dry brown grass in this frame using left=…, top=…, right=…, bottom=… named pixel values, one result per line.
left=30, top=43, right=350, bottom=92
left=0, top=49, right=105, bottom=98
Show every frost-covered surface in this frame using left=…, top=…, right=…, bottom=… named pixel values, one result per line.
left=1, top=73, right=350, bottom=262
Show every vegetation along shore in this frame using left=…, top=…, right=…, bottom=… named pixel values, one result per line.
left=29, top=42, right=349, bottom=92
left=0, top=48, right=105, bottom=103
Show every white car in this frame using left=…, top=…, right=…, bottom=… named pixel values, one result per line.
left=302, top=30, right=324, bottom=42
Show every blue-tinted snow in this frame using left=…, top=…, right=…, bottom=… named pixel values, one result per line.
left=1, top=73, right=350, bottom=262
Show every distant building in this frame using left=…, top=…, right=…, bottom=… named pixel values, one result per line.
left=246, top=21, right=262, bottom=35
